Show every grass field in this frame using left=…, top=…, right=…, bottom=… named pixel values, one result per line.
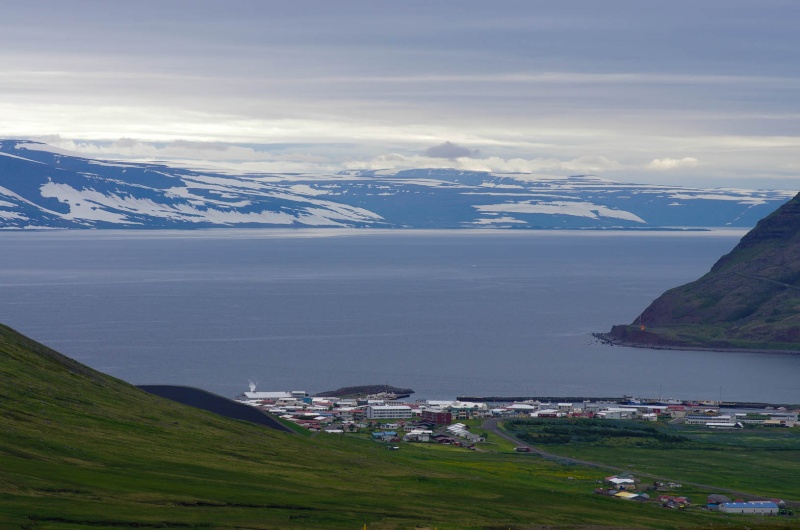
left=504, top=418, right=800, bottom=500
left=2, top=323, right=800, bottom=529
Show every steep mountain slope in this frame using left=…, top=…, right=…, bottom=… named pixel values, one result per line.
left=603, top=192, right=800, bottom=351
left=1, top=323, right=714, bottom=529
left=0, top=139, right=793, bottom=229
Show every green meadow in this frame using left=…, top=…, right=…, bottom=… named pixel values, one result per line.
left=1, top=323, right=798, bottom=529
left=505, top=418, right=800, bottom=500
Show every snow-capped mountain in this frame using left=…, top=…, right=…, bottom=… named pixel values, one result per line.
left=0, top=140, right=794, bottom=230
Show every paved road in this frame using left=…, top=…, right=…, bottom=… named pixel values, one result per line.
left=481, top=417, right=798, bottom=508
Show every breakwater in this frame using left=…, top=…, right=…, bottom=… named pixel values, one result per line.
left=456, top=396, right=799, bottom=409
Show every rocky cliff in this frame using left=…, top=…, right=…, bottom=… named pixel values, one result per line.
left=603, top=192, right=800, bottom=351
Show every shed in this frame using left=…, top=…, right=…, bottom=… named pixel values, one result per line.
left=614, top=491, right=639, bottom=500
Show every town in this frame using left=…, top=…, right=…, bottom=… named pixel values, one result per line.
left=234, top=385, right=797, bottom=517
left=235, top=386, right=798, bottom=436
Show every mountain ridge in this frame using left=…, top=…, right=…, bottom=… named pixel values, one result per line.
left=0, top=139, right=793, bottom=230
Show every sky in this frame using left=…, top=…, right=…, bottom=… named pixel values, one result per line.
left=1, top=1, right=799, bottom=188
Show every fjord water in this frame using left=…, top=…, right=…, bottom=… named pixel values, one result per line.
left=1, top=230, right=797, bottom=403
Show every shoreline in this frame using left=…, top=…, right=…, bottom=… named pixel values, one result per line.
left=457, top=395, right=799, bottom=409
left=593, top=332, right=800, bottom=356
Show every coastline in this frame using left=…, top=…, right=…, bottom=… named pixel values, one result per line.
left=593, top=332, right=800, bottom=356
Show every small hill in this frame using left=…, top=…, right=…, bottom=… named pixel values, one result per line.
left=602, top=192, right=800, bottom=351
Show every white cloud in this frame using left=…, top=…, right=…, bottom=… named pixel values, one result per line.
left=423, top=141, right=480, bottom=159
left=647, top=157, right=699, bottom=170
left=345, top=153, right=623, bottom=175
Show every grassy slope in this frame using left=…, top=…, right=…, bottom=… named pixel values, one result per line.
left=1, top=324, right=797, bottom=529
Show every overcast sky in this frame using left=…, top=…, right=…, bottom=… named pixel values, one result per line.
left=2, top=1, right=799, bottom=187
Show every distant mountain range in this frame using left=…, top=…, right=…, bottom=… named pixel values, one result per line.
left=602, top=192, right=800, bottom=351
left=0, top=139, right=794, bottom=230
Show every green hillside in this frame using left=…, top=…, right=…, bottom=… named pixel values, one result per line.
left=604, top=192, right=800, bottom=351
left=0, top=323, right=794, bottom=529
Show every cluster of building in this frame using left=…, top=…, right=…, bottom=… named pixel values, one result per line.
left=505, top=400, right=799, bottom=429
left=235, top=388, right=798, bottom=434
left=593, top=473, right=658, bottom=503
left=595, top=478, right=790, bottom=515
left=681, top=410, right=797, bottom=429
left=235, top=389, right=490, bottom=434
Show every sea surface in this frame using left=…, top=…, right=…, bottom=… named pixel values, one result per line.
left=1, top=229, right=798, bottom=404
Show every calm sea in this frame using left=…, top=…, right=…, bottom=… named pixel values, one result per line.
left=1, top=229, right=798, bottom=403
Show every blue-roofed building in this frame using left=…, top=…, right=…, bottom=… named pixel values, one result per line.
left=371, top=431, right=397, bottom=440
left=718, top=501, right=778, bottom=515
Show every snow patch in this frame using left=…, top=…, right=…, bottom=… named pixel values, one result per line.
left=470, top=216, right=527, bottom=225
left=0, top=151, right=46, bottom=165
left=0, top=210, right=25, bottom=220
left=474, top=200, right=646, bottom=223
left=289, top=184, right=329, bottom=196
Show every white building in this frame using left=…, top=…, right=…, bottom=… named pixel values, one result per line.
left=685, top=414, right=732, bottom=425
left=237, top=390, right=307, bottom=401
left=530, top=409, right=563, bottom=418
left=598, top=408, right=639, bottom=420
left=719, top=502, right=778, bottom=515
left=403, top=429, right=433, bottom=442
left=446, top=423, right=485, bottom=443
left=366, top=405, right=412, bottom=420
left=707, top=422, right=742, bottom=429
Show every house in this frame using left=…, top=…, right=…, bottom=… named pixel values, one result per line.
left=605, top=474, right=637, bottom=490
left=668, top=405, right=687, bottom=418
left=614, top=491, right=639, bottom=500
left=371, top=431, right=398, bottom=440
left=606, top=477, right=635, bottom=490
left=403, top=429, right=433, bottom=442
left=446, top=423, right=485, bottom=443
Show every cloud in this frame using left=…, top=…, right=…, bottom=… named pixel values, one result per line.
left=346, top=153, right=623, bottom=175
left=423, top=141, right=480, bottom=159
left=647, top=157, right=699, bottom=170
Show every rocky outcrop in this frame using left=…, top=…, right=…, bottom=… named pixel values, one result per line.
left=602, top=192, right=800, bottom=351
left=314, top=385, right=414, bottom=398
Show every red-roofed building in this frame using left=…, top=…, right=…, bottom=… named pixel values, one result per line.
left=422, top=409, right=452, bottom=425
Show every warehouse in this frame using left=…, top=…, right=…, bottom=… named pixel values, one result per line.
left=718, top=501, right=779, bottom=515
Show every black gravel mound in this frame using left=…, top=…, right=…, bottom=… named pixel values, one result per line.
left=138, top=385, right=293, bottom=433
